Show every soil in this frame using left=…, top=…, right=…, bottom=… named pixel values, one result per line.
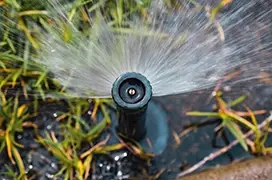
left=152, top=81, right=272, bottom=179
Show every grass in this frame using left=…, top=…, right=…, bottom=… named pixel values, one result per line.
left=0, top=91, right=38, bottom=179
left=0, top=1, right=158, bottom=178
left=187, top=90, right=271, bottom=155
left=0, top=0, right=270, bottom=179
left=0, top=0, right=156, bottom=178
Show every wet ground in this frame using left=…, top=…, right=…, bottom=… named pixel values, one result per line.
left=89, top=76, right=271, bottom=180
left=154, top=80, right=272, bottom=179
left=1, top=75, right=270, bottom=180
left=0, top=75, right=271, bottom=178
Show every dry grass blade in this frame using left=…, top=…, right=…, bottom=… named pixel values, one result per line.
left=12, top=146, right=27, bottom=180
left=80, top=135, right=110, bottom=159
left=117, top=136, right=154, bottom=162
left=5, top=131, right=15, bottom=164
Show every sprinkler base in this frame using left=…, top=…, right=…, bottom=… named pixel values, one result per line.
left=96, top=100, right=169, bottom=155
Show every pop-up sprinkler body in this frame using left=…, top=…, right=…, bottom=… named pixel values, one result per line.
left=96, top=72, right=169, bottom=155
left=111, top=72, right=152, bottom=141
left=110, top=72, right=169, bottom=154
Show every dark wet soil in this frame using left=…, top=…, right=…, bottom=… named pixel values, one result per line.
left=153, top=81, right=272, bottom=179
left=150, top=0, right=272, bottom=177
left=1, top=74, right=270, bottom=180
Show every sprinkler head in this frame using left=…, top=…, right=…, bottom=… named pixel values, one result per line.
left=111, top=72, right=152, bottom=140
left=105, top=72, right=168, bottom=154
left=112, top=72, right=152, bottom=110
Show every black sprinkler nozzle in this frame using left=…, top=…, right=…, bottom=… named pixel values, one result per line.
left=111, top=72, right=152, bottom=140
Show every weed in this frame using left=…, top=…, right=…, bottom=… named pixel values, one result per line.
left=187, top=90, right=270, bottom=154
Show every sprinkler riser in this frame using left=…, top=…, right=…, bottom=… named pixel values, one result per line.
left=116, top=105, right=147, bottom=141
left=112, top=72, right=152, bottom=141
left=109, top=72, right=168, bottom=155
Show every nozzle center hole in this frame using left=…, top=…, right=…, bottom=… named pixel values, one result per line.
left=128, top=88, right=136, bottom=96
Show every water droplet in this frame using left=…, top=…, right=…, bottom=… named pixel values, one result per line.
left=28, top=165, right=33, bottom=169
left=51, top=163, right=57, bottom=168
left=117, top=170, right=122, bottom=176
left=223, top=86, right=231, bottom=92
left=27, top=153, right=32, bottom=163
left=17, top=134, right=22, bottom=139
left=46, top=173, right=54, bottom=179
left=46, top=125, right=52, bottom=130
left=114, top=156, right=120, bottom=161
left=53, top=113, right=58, bottom=117
left=98, top=163, right=103, bottom=167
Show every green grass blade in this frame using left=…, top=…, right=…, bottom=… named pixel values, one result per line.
left=186, top=111, right=220, bottom=117
left=223, top=117, right=248, bottom=151
left=227, top=95, right=246, bottom=107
